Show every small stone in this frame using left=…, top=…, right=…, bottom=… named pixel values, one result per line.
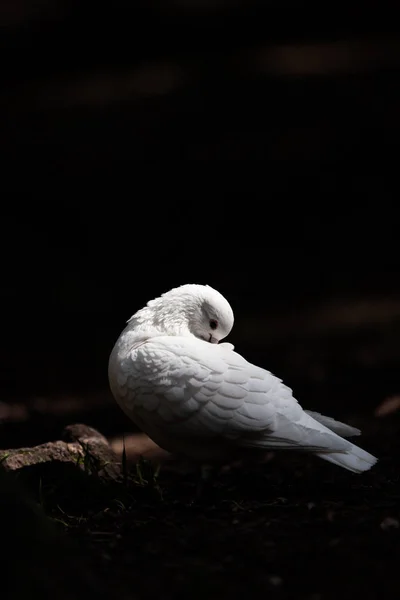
left=380, top=517, right=399, bottom=531
left=269, top=576, right=283, bottom=587
left=328, top=538, right=341, bottom=547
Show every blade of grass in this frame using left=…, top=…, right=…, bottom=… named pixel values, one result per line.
left=122, top=434, right=127, bottom=486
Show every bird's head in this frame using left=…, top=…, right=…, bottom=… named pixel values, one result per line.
left=128, top=284, right=234, bottom=343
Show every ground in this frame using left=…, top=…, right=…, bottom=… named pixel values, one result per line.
left=2, top=413, right=399, bottom=600
left=74, top=419, right=400, bottom=600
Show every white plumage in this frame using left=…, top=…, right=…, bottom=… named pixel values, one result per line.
left=108, top=284, right=377, bottom=474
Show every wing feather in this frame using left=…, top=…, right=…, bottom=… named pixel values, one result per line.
left=116, top=336, right=278, bottom=439
left=110, top=335, right=350, bottom=454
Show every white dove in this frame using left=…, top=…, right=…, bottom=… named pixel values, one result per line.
left=108, top=284, right=377, bottom=474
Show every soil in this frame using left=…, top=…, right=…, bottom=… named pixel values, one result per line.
left=2, top=411, right=399, bottom=600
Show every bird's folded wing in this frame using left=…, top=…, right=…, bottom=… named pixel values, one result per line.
left=113, top=336, right=353, bottom=453
left=115, top=336, right=282, bottom=439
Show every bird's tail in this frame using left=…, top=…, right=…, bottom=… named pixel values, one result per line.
left=315, top=442, right=377, bottom=474
left=304, top=410, right=361, bottom=438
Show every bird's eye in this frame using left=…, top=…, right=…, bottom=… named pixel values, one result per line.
left=209, top=319, right=218, bottom=330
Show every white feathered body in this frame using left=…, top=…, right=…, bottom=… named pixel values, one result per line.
left=109, top=325, right=377, bottom=473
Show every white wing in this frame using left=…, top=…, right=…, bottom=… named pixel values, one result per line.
left=111, top=335, right=350, bottom=453
left=304, top=411, right=361, bottom=437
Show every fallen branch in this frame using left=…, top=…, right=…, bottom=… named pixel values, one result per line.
left=0, top=424, right=121, bottom=481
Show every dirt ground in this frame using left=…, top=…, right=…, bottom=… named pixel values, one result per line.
left=69, top=419, right=400, bottom=600
left=2, top=410, right=399, bottom=600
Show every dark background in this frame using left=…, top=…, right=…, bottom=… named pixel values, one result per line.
left=1, top=0, right=400, bottom=443
left=2, top=206, right=400, bottom=449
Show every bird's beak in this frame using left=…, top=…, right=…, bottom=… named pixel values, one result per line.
left=209, top=336, right=219, bottom=344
